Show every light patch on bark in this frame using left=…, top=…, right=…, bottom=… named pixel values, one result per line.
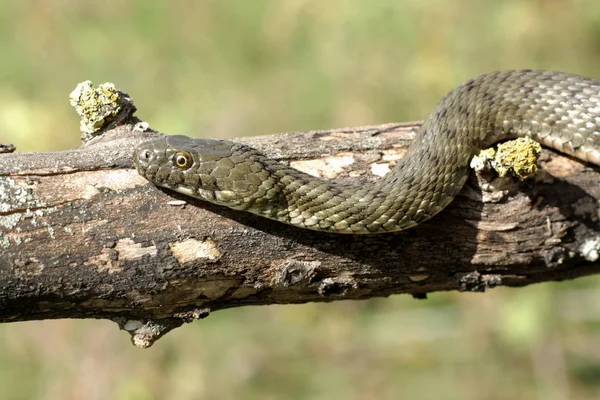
left=381, top=148, right=406, bottom=161
left=69, top=170, right=149, bottom=200
left=115, top=238, right=157, bottom=261
left=12, top=257, right=44, bottom=278
left=85, top=248, right=121, bottom=274
left=19, top=170, right=148, bottom=207
left=370, top=163, right=390, bottom=177
left=85, top=238, right=158, bottom=274
left=169, top=237, right=221, bottom=264
left=290, top=154, right=355, bottom=179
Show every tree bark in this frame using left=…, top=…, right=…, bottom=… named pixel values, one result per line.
left=1, top=121, right=599, bottom=347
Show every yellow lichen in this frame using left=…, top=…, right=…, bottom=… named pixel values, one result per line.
left=69, top=81, right=122, bottom=134
left=471, top=137, right=542, bottom=179
left=493, top=137, right=542, bottom=179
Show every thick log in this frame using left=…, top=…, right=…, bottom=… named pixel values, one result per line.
left=1, top=122, right=599, bottom=347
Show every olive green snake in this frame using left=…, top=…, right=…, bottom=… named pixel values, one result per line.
left=134, top=70, right=600, bottom=234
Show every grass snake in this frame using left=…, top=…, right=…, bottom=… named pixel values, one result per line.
left=134, top=70, right=600, bottom=234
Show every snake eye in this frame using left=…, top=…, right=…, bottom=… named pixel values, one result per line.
left=174, top=151, right=193, bottom=170
left=141, top=150, right=151, bottom=160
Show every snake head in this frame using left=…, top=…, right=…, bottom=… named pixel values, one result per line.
left=134, top=135, right=278, bottom=210
left=134, top=135, right=229, bottom=178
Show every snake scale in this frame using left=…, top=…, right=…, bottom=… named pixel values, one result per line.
left=134, top=70, right=600, bottom=234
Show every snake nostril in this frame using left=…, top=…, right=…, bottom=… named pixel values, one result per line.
left=138, top=149, right=152, bottom=162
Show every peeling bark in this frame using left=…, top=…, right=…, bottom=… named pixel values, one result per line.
left=1, top=122, right=599, bottom=347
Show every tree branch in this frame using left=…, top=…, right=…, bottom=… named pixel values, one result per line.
left=1, top=121, right=599, bottom=347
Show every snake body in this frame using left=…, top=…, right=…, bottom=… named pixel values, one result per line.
left=134, top=70, right=600, bottom=234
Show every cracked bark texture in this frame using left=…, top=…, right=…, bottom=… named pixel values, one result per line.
left=1, top=122, right=599, bottom=347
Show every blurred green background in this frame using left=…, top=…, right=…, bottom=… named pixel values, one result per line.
left=2, top=0, right=600, bottom=399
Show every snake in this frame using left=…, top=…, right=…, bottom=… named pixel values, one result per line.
left=134, top=70, right=600, bottom=234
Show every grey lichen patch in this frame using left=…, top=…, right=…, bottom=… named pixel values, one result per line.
left=318, top=275, right=358, bottom=297
left=0, top=232, right=9, bottom=249
left=0, top=214, right=22, bottom=234
left=1, top=206, right=60, bottom=249
left=0, top=177, right=44, bottom=214
left=471, top=137, right=542, bottom=179
left=273, top=259, right=320, bottom=288
left=290, top=154, right=355, bottom=179
left=30, top=208, right=59, bottom=229
left=580, top=236, right=600, bottom=262
left=169, top=237, right=221, bottom=264
left=115, top=238, right=157, bottom=261
left=69, top=80, right=136, bottom=141
left=470, top=148, right=497, bottom=172
left=0, top=176, right=61, bottom=247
